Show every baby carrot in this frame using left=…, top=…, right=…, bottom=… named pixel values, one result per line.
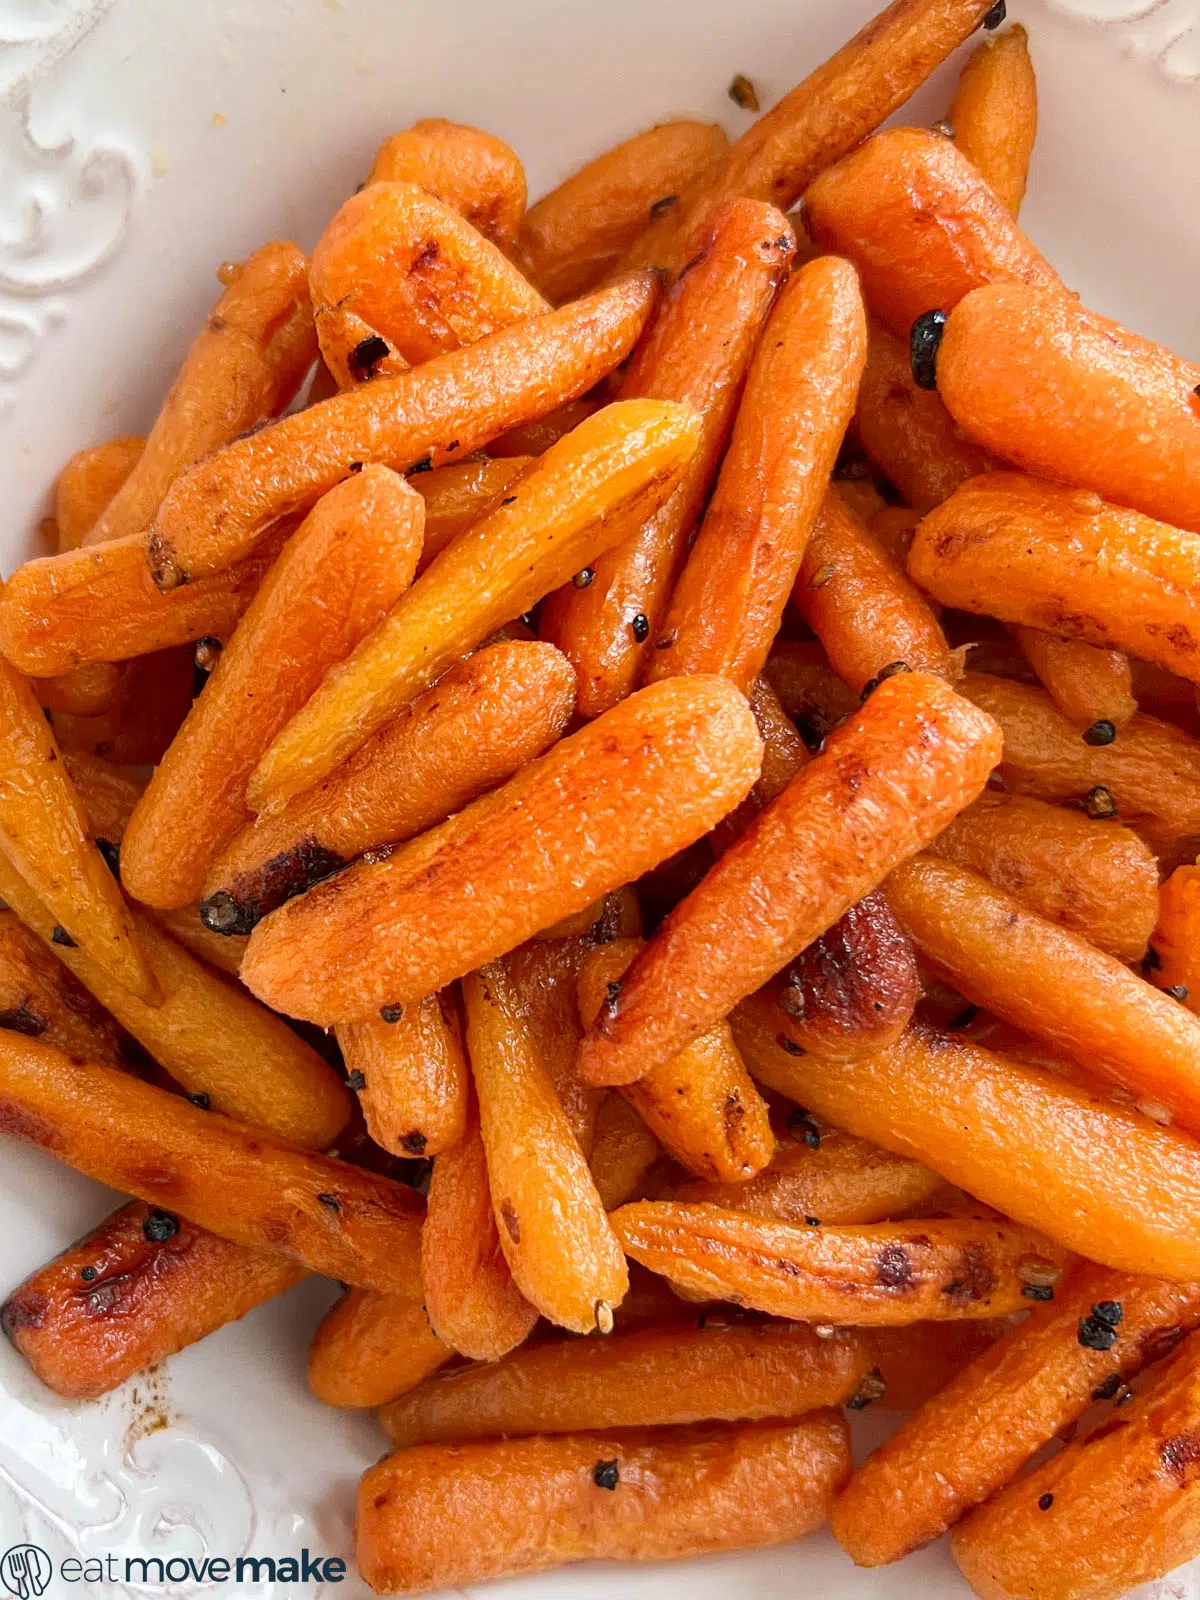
left=950, top=23, right=1037, bottom=216
left=339, top=991, right=468, bottom=1160
left=1151, top=866, right=1200, bottom=1016
left=1008, top=628, right=1136, bottom=733
left=366, top=118, right=527, bottom=249
left=55, top=436, right=144, bottom=550
left=308, top=1289, right=450, bottom=1409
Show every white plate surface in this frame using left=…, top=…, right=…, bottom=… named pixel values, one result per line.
left=1, top=0, right=1199, bottom=1594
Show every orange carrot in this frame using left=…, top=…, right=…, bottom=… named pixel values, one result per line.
left=55, top=436, right=144, bottom=550
left=308, top=1289, right=450, bottom=1409
left=0, top=909, right=125, bottom=1067
left=367, top=118, right=527, bottom=250
left=950, top=24, right=1037, bottom=216
left=1151, top=866, right=1200, bottom=1016
left=339, top=991, right=467, bottom=1160
left=588, top=1093, right=662, bottom=1210
left=413, top=456, right=531, bottom=570
left=1008, top=627, right=1136, bottom=733
left=647, top=256, right=866, bottom=690
left=576, top=671, right=999, bottom=1086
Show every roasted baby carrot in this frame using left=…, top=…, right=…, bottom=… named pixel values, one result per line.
left=514, top=120, right=728, bottom=302
left=146, top=271, right=659, bottom=589
left=1, top=1200, right=304, bottom=1400
left=950, top=23, right=1037, bottom=216
left=308, top=1289, right=450, bottom=1409
left=310, top=183, right=547, bottom=384
left=55, top=436, right=144, bottom=550
left=121, top=469, right=423, bottom=910
left=0, top=656, right=154, bottom=1003
left=366, top=118, right=527, bottom=250
left=0, top=1031, right=422, bottom=1292
left=340, top=991, right=467, bottom=1160
left=951, top=1332, right=1200, bottom=1600
left=87, top=243, right=315, bottom=546
left=577, top=940, right=774, bottom=1183
left=863, top=1321, right=1006, bottom=1411
left=1008, top=627, right=1136, bottom=732
left=803, top=127, right=1060, bottom=338
left=624, top=0, right=1001, bottom=277
left=937, top=282, right=1200, bottom=535
left=240, top=676, right=761, bottom=1024
left=611, top=1203, right=1065, bottom=1324
left=960, top=672, right=1200, bottom=855
left=791, top=490, right=958, bottom=693
left=912, top=474, right=1200, bottom=684
left=540, top=200, right=794, bottom=715
left=887, top=855, right=1200, bottom=1131
left=420, top=1095, right=538, bottom=1361
left=248, top=399, right=699, bottom=806
left=505, top=934, right=605, bottom=1157
left=576, top=671, right=999, bottom=1087
left=927, top=792, right=1159, bottom=962
left=832, top=1262, right=1200, bottom=1566
left=588, top=1093, right=661, bottom=1210
left=0, top=523, right=291, bottom=676
left=733, top=995, right=1200, bottom=1280
left=489, top=398, right=600, bottom=460
left=413, top=455, right=530, bottom=570
left=0, top=851, right=348, bottom=1148
left=382, top=1320, right=869, bottom=1446
left=0, top=910, right=124, bottom=1066
left=647, top=256, right=866, bottom=690
left=200, top=640, right=574, bottom=932
left=854, top=322, right=993, bottom=514
left=357, top=1415, right=850, bottom=1595
left=1151, top=866, right=1200, bottom=1016
left=48, top=645, right=194, bottom=766
left=463, top=961, right=628, bottom=1333
left=767, top=889, right=920, bottom=1059
left=34, top=662, right=128, bottom=719
left=763, top=638, right=860, bottom=737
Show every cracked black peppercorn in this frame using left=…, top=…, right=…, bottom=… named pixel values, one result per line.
left=727, top=74, right=759, bottom=111
left=317, top=1193, right=341, bottom=1211
left=402, top=1131, right=428, bottom=1155
left=593, top=1459, right=620, bottom=1490
left=187, top=1092, right=211, bottom=1110
left=349, top=334, right=390, bottom=379
left=96, top=838, right=121, bottom=878
left=1037, top=1492, right=1054, bottom=1511
left=80, top=1265, right=98, bottom=1282
left=860, top=661, right=911, bottom=700
left=846, top=1369, right=887, bottom=1411
left=1083, top=720, right=1117, bottom=747
left=573, top=567, right=595, bottom=589
left=1078, top=1314, right=1119, bottom=1351
left=51, top=925, right=76, bottom=947
left=1092, top=1372, right=1122, bottom=1401
left=347, top=1070, right=367, bottom=1092
left=787, top=1109, right=821, bottom=1149
left=1084, top=786, right=1118, bottom=820
left=1164, top=984, right=1190, bottom=1002
left=379, top=1004, right=405, bottom=1023
left=143, top=1208, right=180, bottom=1243
left=630, top=613, right=650, bottom=643
left=910, top=310, right=947, bottom=390
left=1022, top=1284, right=1055, bottom=1302
left=1092, top=1300, right=1123, bottom=1327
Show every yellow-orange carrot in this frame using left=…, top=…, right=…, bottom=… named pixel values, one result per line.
left=340, top=992, right=467, bottom=1160
left=1008, top=627, right=1136, bottom=733
left=950, top=24, right=1037, bottom=216
left=367, top=118, right=527, bottom=250
left=588, top=1093, right=662, bottom=1210
left=1151, top=866, right=1200, bottom=1016
left=55, top=436, right=144, bottom=550
left=308, top=1289, right=450, bottom=1409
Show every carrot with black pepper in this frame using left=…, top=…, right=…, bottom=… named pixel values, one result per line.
left=145, top=270, right=659, bottom=589
left=308, top=1289, right=450, bottom=1409
left=338, top=991, right=467, bottom=1160
left=587, top=1094, right=662, bottom=1210
left=240, top=676, right=762, bottom=1025
left=1150, top=866, right=1200, bottom=1016
left=646, top=256, right=866, bottom=691
left=247, top=399, right=699, bottom=807
left=0, top=910, right=124, bottom=1067
left=1007, top=627, right=1136, bottom=734
left=412, top=456, right=531, bottom=571
left=576, top=671, right=999, bottom=1087
left=366, top=118, right=527, bottom=250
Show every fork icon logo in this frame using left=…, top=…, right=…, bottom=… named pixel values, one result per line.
left=0, top=1545, right=52, bottom=1599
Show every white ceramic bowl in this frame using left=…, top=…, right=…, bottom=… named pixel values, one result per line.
left=1, top=1, right=1199, bottom=1595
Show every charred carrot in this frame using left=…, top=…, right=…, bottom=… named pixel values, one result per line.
left=803, top=127, right=1060, bottom=338
left=247, top=399, right=699, bottom=806
left=310, top=182, right=547, bottom=384
left=541, top=200, right=794, bottom=716
left=308, top=1289, right=450, bottom=1409
left=339, top=991, right=467, bottom=1160
left=463, top=961, right=628, bottom=1334
left=937, top=282, right=1200, bottom=535
left=87, top=243, right=315, bottom=545
left=576, top=671, right=999, bottom=1087
left=240, top=676, right=762, bottom=1025
left=358, top=1415, right=849, bottom=1595
left=421, top=1095, right=538, bottom=1360
left=577, top=940, right=774, bottom=1183
left=732, top=995, right=1200, bottom=1280
left=950, top=23, right=1037, bottom=216
left=647, top=256, right=866, bottom=690
left=1, top=1200, right=304, bottom=1400
left=381, top=1320, right=868, bottom=1446
left=146, top=271, right=659, bottom=589
left=366, top=119, right=527, bottom=249
left=120, top=468, right=423, bottom=910
left=611, top=1203, right=1066, bottom=1324
left=832, top=1262, right=1200, bottom=1566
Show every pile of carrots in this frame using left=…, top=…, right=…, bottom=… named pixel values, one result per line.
left=2, top=0, right=1200, bottom=1594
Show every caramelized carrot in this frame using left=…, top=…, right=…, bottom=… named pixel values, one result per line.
left=240, top=676, right=762, bottom=1025
left=864, top=1321, right=1006, bottom=1411
left=505, top=934, right=605, bottom=1157
left=647, top=256, right=866, bottom=690
left=308, top=1289, right=450, bottom=1409
left=1008, top=627, right=1136, bottom=733
left=340, top=991, right=467, bottom=1160
left=577, top=940, right=774, bottom=1183
left=804, top=127, right=1060, bottom=338
left=950, top=23, right=1037, bottom=216
left=793, top=489, right=957, bottom=692
left=413, top=456, right=530, bottom=570
left=832, top=1262, right=1200, bottom=1566
left=1151, top=866, right=1200, bottom=1016
left=463, top=961, right=628, bottom=1333
left=1, top=1200, right=304, bottom=1400
left=366, top=118, right=527, bottom=250
left=611, top=1203, right=1065, bottom=1324
left=382, top=1320, right=869, bottom=1446
left=0, top=1031, right=422, bottom=1292
left=358, top=1416, right=849, bottom=1595
left=146, top=270, right=659, bottom=589
left=120, top=468, right=423, bottom=909
left=588, top=1093, right=661, bottom=1210
left=541, top=200, right=794, bottom=715
left=0, top=910, right=124, bottom=1067
left=55, top=436, right=144, bottom=551
left=87, top=243, right=315, bottom=545
left=937, top=282, right=1200, bottom=535
left=732, top=994, right=1200, bottom=1280
left=577, top=671, right=999, bottom=1086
